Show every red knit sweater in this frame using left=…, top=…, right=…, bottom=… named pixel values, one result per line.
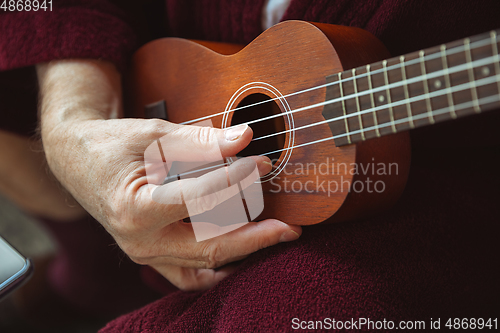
left=1, top=1, right=499, bottom=331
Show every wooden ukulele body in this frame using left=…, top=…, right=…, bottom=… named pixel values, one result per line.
left=129, top=21, right=411, bottom=225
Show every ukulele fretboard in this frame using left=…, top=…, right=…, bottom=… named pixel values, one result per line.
left=323, top=30, right=500, bottom=146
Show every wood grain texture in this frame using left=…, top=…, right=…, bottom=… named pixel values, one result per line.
left=129, top=21, right=411, bottom=225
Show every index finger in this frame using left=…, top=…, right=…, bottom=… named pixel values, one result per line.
left=151, top=156, right=269, bottom=223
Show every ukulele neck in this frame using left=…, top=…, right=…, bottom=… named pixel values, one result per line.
left=323, top=30, right=500, bottom=147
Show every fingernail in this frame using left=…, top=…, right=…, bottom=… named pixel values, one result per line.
left=279, top=230, right=300, bottom=242
left=225, top=124, right=248, bottom=141
left=258, top=160, right=273, bottom=175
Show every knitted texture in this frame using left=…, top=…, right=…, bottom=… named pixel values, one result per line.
left=0, top=0, right=499, bottom=331
left=165, top=0, right=267, bottom=44
left=0, top=0, right=136, bottom=71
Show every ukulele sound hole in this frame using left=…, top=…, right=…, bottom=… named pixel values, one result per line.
left=231, top=93, right=286, bottom=164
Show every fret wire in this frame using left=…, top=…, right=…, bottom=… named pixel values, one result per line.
left=366, top=64, right=381, bottom=137
left=336, top=94, right=499, bottom=141
left=464, top=38, right=481, bottom=113
left=440, top=45, right=457, bottom=119
left=253, top=74, right=500, bottom=143
left=491, top=31, right=500, bottom=97
left=419, top=50, right=435, bottom=124
left=399, top=55, right=415, bottom=128
left=244, top=54, right=498, bottom=128
left=382, top=60, right=397, bottom=133
left=351, top=68, right=365, bottom=140
left=338, top=72, right=352, bottom=144
left=358, top=73, right=499, bottom=128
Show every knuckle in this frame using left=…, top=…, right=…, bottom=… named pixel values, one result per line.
left=196, top=126, right=215, bottom=146
left=192, top=126, right=218, bottom=159
left=133, top=118, right=167, bottom=142
left=200, top=242, right=225, bottom=269
left=145, top=118, right=167, bottom=135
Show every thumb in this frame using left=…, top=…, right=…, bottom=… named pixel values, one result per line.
left=144, top=121, right=265, bottom=187
left=159, top=122, right=253, bottom=162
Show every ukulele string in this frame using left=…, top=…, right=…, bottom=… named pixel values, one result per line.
left=162, top=90, right=500, bottom=183
left=179, top=35, right=498, bottom=127
left=260, top=93, right=500, bottom=157
left=252, top=70, right=500, bottom=143
left=248, top=54, right=500, bottom=135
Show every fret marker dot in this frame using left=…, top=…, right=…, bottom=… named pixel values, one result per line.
left=482, top=66, right=490, bottom=76
left=434, top=80, right=442, bottom=89
left=378, top=95, right=385, bottom=103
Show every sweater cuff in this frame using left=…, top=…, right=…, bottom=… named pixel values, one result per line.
left=0, top=8, right=136, bottom=72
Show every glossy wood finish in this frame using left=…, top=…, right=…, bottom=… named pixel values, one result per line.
left=129, top=21, right=411, bottom=225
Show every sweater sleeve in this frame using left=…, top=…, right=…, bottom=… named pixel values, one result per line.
left=0, top=0, right=137, bottom=72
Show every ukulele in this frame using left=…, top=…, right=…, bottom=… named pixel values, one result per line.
left=129, top=21, right=500, bottom=226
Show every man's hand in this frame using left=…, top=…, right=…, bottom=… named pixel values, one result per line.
left=37, top=59, right=301, bottom=291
